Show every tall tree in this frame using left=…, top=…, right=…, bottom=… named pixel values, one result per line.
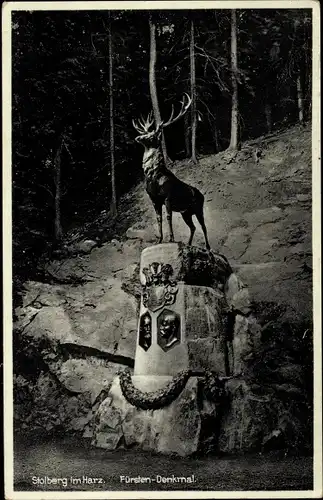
left=294, top=16, right=305, bottom=125
left=190, top=19, right=197, bottom=163
left=54, top=135, right=64, bottom=242
left=296, top=73, right=304, bottom=124
left=108, top=17, right=117, bottom=216
left=228, top=9, right=239, bottom=150
left=184, top=112, right=191, bottom=157
left=148, top=14, right=168, bottom=164
left=265, top=41, right=280, bottom=133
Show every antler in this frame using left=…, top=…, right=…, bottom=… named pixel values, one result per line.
left=132, top=94, right=192, bottom=135
left=161, top=93, right=192, bottom=128
left=132, top=111, right=155, bottom=134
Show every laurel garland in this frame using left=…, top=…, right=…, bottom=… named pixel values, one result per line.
left=119, top=368, right=225, bottom=410
left=119, top=369, right=191, bottom=410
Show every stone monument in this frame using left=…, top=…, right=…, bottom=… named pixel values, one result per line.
left=93, top=243, right=233, bottom=456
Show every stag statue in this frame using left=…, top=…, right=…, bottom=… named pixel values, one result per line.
left=133, top=94, right=210, bottom=250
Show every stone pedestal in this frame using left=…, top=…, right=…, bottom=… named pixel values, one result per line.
left=94, top=375, right=220, bottom=456
left=93, top=244, right=232, bottom=456
left=135, top=244, right=229, bottom=379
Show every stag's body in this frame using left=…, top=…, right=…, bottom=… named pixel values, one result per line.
left=134, top=95, right=210, bottom=249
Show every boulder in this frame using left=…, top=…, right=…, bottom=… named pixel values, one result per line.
left=242, top=206, right=284, bottom=228
left=184, top=285, right=226, bottom=339
left=218, top=378, right=273, bottom=453
left=14, top=371, right=93, bottom=435
left=232, top=314, right=261, bottom=375
left=14, top=272, right=139, bottom=438
left=218, top=377, right=309, bottom=453
left=61, top=281, right=138, bottom=360
left=21, top=279, right=138, bottom=360
left=225, top=273, right=251, bottom=315
left=53, top=357, right=125, bottom=404
left=187, top=338, right=227, bottom=375
left=126, top=227, right=151, bottom=241
left=221, top=227, right=251, bottom=261
left=75, top=239, right=97, bottom=254
left=234, top=261, right=312, bottom=323
left=22, top=281, right=67, bottom=308
left=93, top=375, right=221, bottom=456
left=23, top=305, right=74, bottom=343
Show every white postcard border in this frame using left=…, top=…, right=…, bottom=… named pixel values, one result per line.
left=2, top=1, right=322, bottom=498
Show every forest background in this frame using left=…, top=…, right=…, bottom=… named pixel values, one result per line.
left=12, top=8, right=312, bottom=289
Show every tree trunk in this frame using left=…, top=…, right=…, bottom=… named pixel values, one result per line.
left=296, top=73, right=304, bottom=124
left=149, top=15, right=168, bottom=164
left=303, top=12, right=311, bottom=120
left=54, top=139, right=63, bottom=242
left=184, top=112, right=191, bottom=157
left=190, top=19, right=197, bottom=164
left=228, top=9, right=239, bottom=150
left=306, top=71, right=312, bottom=119
left=265, top=102, right=272, bottom=133
left=213, top=120, right=220, bottom=152
left=293, top=17, right=305, bottom=125
left=108, top=21, right=117, bottom=217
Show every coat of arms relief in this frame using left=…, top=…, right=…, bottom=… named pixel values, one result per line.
left=141, top=262, right=178, bottom=312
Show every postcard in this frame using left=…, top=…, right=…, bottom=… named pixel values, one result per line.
left=2, top=1, right=322, bottom=498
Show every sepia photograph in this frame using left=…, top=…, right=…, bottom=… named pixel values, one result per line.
left=2, top=1, right=321, bottom=498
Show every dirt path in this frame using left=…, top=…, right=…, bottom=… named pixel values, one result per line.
left=14, top=436, right=312, bottom=492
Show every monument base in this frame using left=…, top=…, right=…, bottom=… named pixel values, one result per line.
left=92, top=374, right=221, bottom=457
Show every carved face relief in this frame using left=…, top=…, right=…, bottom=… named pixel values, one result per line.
left=157, top=309, right=180, bottom=351
left=139, top=312, right=152, bottom=351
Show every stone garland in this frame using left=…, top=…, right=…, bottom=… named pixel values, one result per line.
left=119, top=369, right=225, bottom=410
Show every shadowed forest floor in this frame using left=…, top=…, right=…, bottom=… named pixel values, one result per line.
left=14, top=436, right=313, bottom=492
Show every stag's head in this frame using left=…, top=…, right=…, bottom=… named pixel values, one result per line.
left=133, top=93, right=192, bottom=149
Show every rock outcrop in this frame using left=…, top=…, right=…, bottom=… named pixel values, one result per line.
left=93, top=375, right=221, bottom=456
left=13, top=124, right=313, bottom=453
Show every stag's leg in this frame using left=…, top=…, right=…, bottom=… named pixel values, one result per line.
left=182, top=211, right=196, bottom=246
left=195, top=209, right=210, bottom=250
left=165, top=198, right=174, bottom=242
left=154, top=204, right=163, bottom=243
